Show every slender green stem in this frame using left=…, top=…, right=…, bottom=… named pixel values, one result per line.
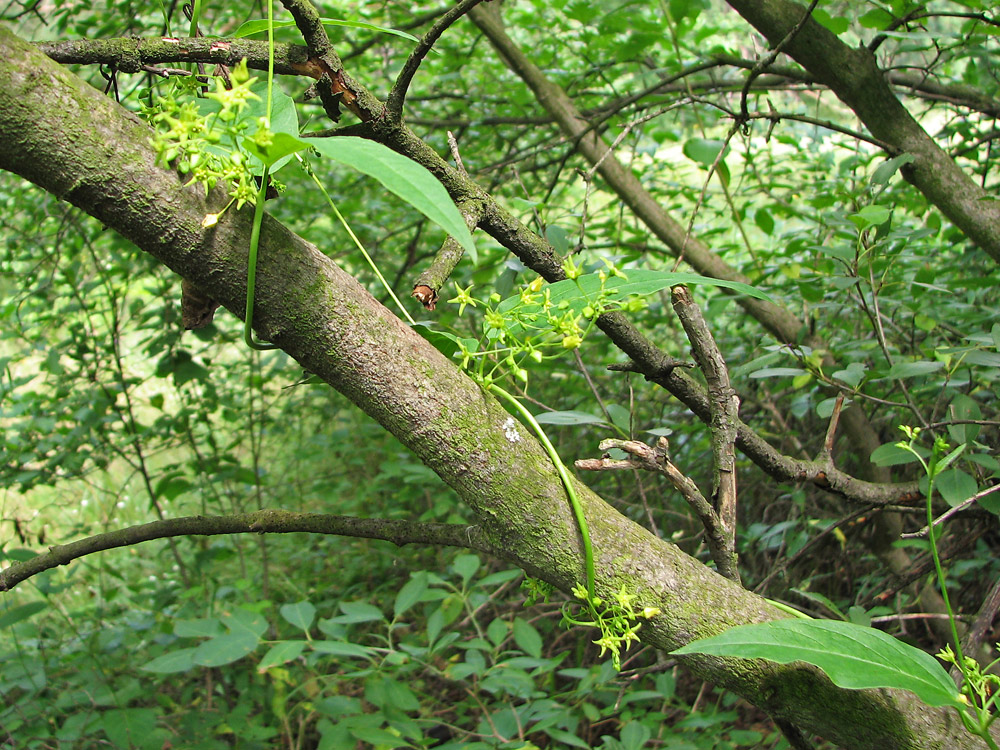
left=242, top=0, right=279, bottom=351
left=297, top=155, right=416, bottom=326
left=244, top=165, right=278, bottom=350
left=488, top=383, right=596, bottom=607
left=188, top=0, right=202, bottom=37
left=926, top=470, right=963, bottom=666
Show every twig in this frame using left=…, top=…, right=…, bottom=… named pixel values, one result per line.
left=386, top=0, right=488, bottom=123
left=901, top=483, right=1000, bottom=539
left=576, top=437, right=739, bottom=582
left=821, top=393, right=845, bottom=456
left=448, top=130, right=467, bottom=176
left=738, top=0, right=820, bottom=127
left=670, top=286, right=740, bottom=583
left=412, top=199, right=483, bottom=309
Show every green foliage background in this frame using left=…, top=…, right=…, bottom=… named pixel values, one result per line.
left=1, top=0, right=998, bottom=747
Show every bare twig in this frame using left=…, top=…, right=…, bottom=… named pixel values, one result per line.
left=576, top=437, right=740, bottom=582
left=670, top=285, right=740, bottom=583
left=386, top=0, right=487, bottom=123
left=412, top=199, right=483, bottom=309
left=901, top=483, right=1000, bottom=539
left=821, top=393, right=845, bottom=456
left=738, top=0, right=820, bottom=127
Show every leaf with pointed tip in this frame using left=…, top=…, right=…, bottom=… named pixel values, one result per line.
left=673, top=619, right=964, bottom=709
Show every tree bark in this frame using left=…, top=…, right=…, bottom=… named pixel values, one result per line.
left=0, top=24, right=991, bottom=750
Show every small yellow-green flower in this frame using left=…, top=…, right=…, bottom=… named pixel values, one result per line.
left=561, top=334, right=583, bottom=350
left=448, top=284, right=477, bottom=315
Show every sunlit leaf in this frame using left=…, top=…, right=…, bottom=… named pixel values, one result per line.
left=232, top=18, right=419, bottom=44
left=673, top=619, right=963, bottom=709
left=308, top=137, right=476, bottom=263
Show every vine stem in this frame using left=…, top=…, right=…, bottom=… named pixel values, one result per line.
left=243, top=164, right=277, bottom=350
left=243, top=0, right=278, bottom=351
left=488, top=383, right=596, bottom=607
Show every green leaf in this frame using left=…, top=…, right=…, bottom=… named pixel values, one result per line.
left=0, top=601, right=47, bottom=629
left=101, top=708, right=158, bottom=748
left=280, top=600, right=317, bottom=631
left=194, top=631, right=259, bottom=666
left=871, top=153, right=915, bottom=187
left=812, top=8, right=849, bottom=35
left=672, top=619, right=964, bottom=709
left=453, top=553, right=481, bottom=585
left=512, top=617, right=543, bottom=658
left=311, top=640, right=374, bottom=658
left=308, top=137, right=477, bottom=263
left=832, top=361, right=867, bottom=388
left=257, top=640, right=306, bottom=671
left=222, top=608, right=269, bottom=638
left=963, top=350, right=1000, bottom=367
left=243, top=131, right=310, bottom=168
left=335, top=601, right=386, bottom=623
left=620, top=720, right=652, bottom=750
left=153, top=472, right=193, bottom=501
left=366, top=674, right=420, bottom=712
left=935, top=469, right=977, bottom=507
left=871, top=442, right=924, bottom=467
left=394, top=572, right=428, bottom=618
left=748, top=367, right=808, bottom=379
left=848, top=205, right=891, bottom=229
left=884, top=360, right=944, bottom=379
left=487, top=617, right=508, bottom=647
left=858, top=8, right=894, bottom=29
left=683, top=138, right=728, bottom=168
left=232, top=18, right=420, bottom=44
left=545, top=224, right=571, bottom=254
left=533, top=410, right=608, bottom=426
left=789, top=588, right=846, bottom=620
left=141, top=647, right=198, bottom=673
left=544, top=728, right=591, bottom=748
left=754, top=208, right=775, bottom=235
left=174, top=617, right=223, bottom=638
left=347, top=726, right=411, bottom=748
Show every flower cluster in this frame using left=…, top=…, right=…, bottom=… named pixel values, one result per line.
left=446, top=258, right=644, bottom=390
left=562, top=584, right=661, bottom=671
left=144, top=59, right=272, bottom=223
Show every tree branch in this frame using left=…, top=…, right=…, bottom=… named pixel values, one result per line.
left=725, top=0, right=1000, bottom=263
left=386, top=0, right=488, bottom=123
left=0, top=511, right=498, bottom=592
left=670, top=285, right=740, bottom=583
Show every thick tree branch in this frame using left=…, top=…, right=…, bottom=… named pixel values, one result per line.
left=0, top=512, right=498, bottom=592
left=37, top=36, right=310, bottom=76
